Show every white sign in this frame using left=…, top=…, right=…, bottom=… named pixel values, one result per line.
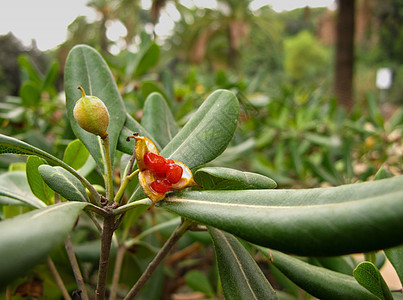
left=376, top=68, right=392, bottom=89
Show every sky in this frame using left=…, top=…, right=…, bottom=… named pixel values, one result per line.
left=0, top=0, right=335, bottom=51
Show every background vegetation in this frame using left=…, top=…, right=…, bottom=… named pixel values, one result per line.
left=0, top=0, right=402, bottom=298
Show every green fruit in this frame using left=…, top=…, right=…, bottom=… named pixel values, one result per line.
left=73, top=86, right=110, bottom=138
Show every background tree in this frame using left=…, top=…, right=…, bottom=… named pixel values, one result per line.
left=334, top=0, right=356, bottom=111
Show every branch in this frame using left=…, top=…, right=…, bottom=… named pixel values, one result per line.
left=123, top=219, right=193, bottom=300
left=47, top=257, right=72, bottom=300
left=65, top=236, right=89, bottom=300
left=96, top=215, right=116, bottom=299
left=109, top=245, right=126, bottom=300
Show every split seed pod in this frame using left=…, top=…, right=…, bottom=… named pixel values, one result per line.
left=131, top=135, right=196, bottom=208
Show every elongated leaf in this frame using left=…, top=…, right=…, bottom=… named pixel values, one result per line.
left=209, top=228, right=277, bottom=300
left=20, top=81, right=40, bottom=107
left=194, top=167, right=276, bottom=190
left=141, top=81, right=170, bottom=103
left=0, top=202, right=88, bottom=286
left=64, top=45, right=126, bottom=168
left=41, top=60, right=59, bottom=92
left=63, top=139, right=89, bottom=170
left=257, top=247, right=377, bottom=300
left=0, top=196, right=22, bottom=206
left=133, top=43, right=159, bottom=77
left=118, top=113, right=161, bottom=154
left=314, top=256, right=355, bottom=275
left=0, top=171, right=46, bottom=208
left=385, top=245, right=403, bottom=288
left=141, top=92, right=179, bottom=148
left=38, top=165, right=89, bottom=202
left=17, top=55, right=42, bottom=85
left=160, top=176, right=403, bottom=256
left=161, top=90, right=239, bottom=169
left=26, top=156, right=54, bottom=205
left=185, top=270, right=215, bottom=297
left=353, top=261, right=393, bottom=300
left=0, top=134, right=98, bottom=202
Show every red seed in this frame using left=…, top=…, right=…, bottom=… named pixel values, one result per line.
left=166, top=164, right=183, bottom=184
left=144, top=152, right=169, bottom=175
left=151, top=179, right=172, bottom=194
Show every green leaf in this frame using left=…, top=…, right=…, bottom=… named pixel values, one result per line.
left=160, top=176, right=403, bottom=256
left=141, top=92, right=179, bottom=148
left=38, top=165, right=89, bottom=202
left=26, top=156, right=54, bottom=205
left=185, top=270, right=215, bottom=297
left=0, top=134, right=99, bottom=203
left=161, top=90, right=240, bottom=169
left=194, top=167, right=277, bottom=190
left=133, top=43, right=159, bottom=77
left=353, top=261, right=393, bottom=300
left=20, top=81, right=41, bottom=107
left=209, top=228, right=277, bottom=300
left=0, top=202, right=88, bottom=286
left=385, top=245, right=403, bottom=288
left=0, top=171, right=46, bottom=208
left=63, top=139, right=90, bottom=170
left=257, top=247, right=377, bottom=300
left=17, top=54, right=42, bottom=85
left=64, top=44, right=126, bottom=168
left=141, top=81, right=170, bottom=103
left=117, top=113, right=161, bottom=154
left=314, top=256, right=355, bottom=276
left=41, top=60, right=59, bottom=92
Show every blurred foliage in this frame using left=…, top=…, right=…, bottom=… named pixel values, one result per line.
left=284, top=30, right=330, bottom=82
left=0, top=1, right=402, bottom=298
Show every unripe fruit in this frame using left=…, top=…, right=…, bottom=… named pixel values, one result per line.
left=73, top=86, right=110, bottom=139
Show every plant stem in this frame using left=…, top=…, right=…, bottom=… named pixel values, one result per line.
left=113, top=169, right=139, bottom=204
left=96, top=215, right=116, bottom=300
left=86, top=210, right=103, bottom=234
left=109, top=245, right=126, bottom=300
left=112, top=198, right=151, bottom=215
left=123, top=219, right=193, bottom=300
left=47, top=257, right=72, bottom=300
left=102, top=135, right=114, bottom=202
left=65, top=236, right=90, bottom=300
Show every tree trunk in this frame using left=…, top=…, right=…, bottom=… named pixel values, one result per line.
left=334, top=0, right=355, bottom=111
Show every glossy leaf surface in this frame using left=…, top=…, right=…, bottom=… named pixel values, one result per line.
left=26, top=156, right=54, bottom=205
left=0, top=134, right=96, bottom=200
left=161, top=90, right=239, bottom=169
left=38, top=165, right=89, bottom=202
left=160, top=176, right=403, bottom=256
left=353, top=261, right=393, bottom=300
left=64, top=45, right=126, bottom=168
left=141, top=92, right=179, bottom=148
left=0, top=202, right=88, bottom=285
left=0, top=171, right=46, bottom=208
left=209, top=228, right=277, bottom=300
left=118, top=113, right=161, bottom=154
left=194, top=167, right=277, bottom=190
left=257, top=247, right=377, bottom=300
left=63, top=139, right=89, bottom=170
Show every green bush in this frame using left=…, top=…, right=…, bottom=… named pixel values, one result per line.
left=284, top=30, right=330, bottom=82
